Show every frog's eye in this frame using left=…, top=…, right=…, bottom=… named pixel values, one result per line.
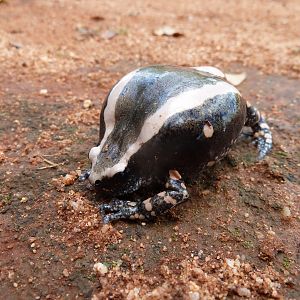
left=95, top=180, right=101, bottom=186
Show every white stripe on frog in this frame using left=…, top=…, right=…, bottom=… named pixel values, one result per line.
left=88, top=69, right=138, bottom=167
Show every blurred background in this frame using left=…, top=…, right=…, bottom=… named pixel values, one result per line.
left=1, top=0, right=299, bottom=78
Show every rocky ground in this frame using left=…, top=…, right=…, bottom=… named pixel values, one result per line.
left=0, top=0, right=299, bottom=299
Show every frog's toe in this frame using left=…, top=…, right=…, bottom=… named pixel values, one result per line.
left=101, top=206, right=139, bottom=223
left=99, top=199, right=140, bottom=223
left=78, top=169, right=91, bottom=181
left=252, top=118, right=272, bottom=160
left=99, top=199, right=123, bottom=213
left=99, top=203, right=113, bottom=213
left=255, top=135, right=272, bottom=160
left=99, top=199, right=137, bottom=213
left=245, top=103, right=272, bottom=160
left=102, top=214, right=111, bottom=224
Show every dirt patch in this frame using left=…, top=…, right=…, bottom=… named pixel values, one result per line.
left=0, top=1, right=299, bottom=299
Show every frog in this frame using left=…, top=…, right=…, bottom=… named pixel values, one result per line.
left=80, top=65, right=272, bottom=223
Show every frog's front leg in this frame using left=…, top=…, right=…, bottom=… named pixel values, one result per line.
left=78, top=169, right=91, bottom=181
left=245, top=102, right=272, bottom=159
left=100, top=199, right=139, bottom=223
left=100, top=170, right=189, bottom=223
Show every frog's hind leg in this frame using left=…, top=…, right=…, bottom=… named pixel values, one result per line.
left=100, top=170, right=189, bottom=223
left=137, top=170, right=189, bottom=219
left=245, top=102, right=272, bottom=160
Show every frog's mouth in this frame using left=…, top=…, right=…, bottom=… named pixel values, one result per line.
left=93, top=168, right=143, bottom=198
left=94, top=177, right=115, bottom=196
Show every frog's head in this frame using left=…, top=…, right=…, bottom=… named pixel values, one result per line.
left=88, top=142, right=144, bottom=197
left=86, top=68, right=155, bottom=196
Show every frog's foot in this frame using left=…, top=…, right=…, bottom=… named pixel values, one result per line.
left=252, top=117, right=272, bottom=160
left=99, top=199, right=139, bottom=223
left=137, top=170, right=189, bottom=219
left=100, top=170, right=189, bottom=223
left=245, top=102, right=272, bottom=160
left=99, top=199, right=137, bottom=213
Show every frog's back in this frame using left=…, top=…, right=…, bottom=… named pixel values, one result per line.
left=93, top=65, right=246, bottom=183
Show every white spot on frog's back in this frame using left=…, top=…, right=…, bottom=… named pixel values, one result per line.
left=192, top=66, right=225, bottom=78
left=203, top=121, right=214, bottom=138
left=89, top=78, right=240, bottom=183
left=207, top=161, right=215, bottom=167
left=169, top=169, right=182, bottom=180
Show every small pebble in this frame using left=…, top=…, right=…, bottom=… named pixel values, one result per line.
left=93, top=262, right=108, bottom=275
left=272, top=290, right=278, bottom=298
left=75, top=169, right=82, bottom=176
left=8, top=270, right=14, bottom=279
left=70, top=199, right=83, bottom=211
left=203, top=121, right=214, bottom=138
left=29, top=237, right=36, bottom=243
left=201, top=189, right=210, bottom=196
left=20, top=197, right=28, bottom=203
left=198, top=250, right=204, bottom=258
left=255, top=277, right=263, bottom=284
left=83, top=99, right=93, bottom=109
left=226, top=258, right=235, bottom=268
left=63, top=268, right=69, bottom=277
left=101, top=224, right=112, bottom=234
left=282, top=206, right=291, bottom=218
left=127, top=287, right=140, bottom=300
left=236, top=287, right=251, bottom=298
left=189, top=291, right=200, bottom=300
left=13, top=282, right=18, bottom=288
left=101, top=30, right=117, bottom=40
left=63, top=174, right=76, bottom=186
left=39, top=89, right=48, bottom=95
left=267, top=229, right=275, bottom=235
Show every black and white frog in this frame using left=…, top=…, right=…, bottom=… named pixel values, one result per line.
left=80, top=65, right=272, bottom=223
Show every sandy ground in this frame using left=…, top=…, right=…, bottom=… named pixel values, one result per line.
left=0, top=0, right=299, bottom=299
